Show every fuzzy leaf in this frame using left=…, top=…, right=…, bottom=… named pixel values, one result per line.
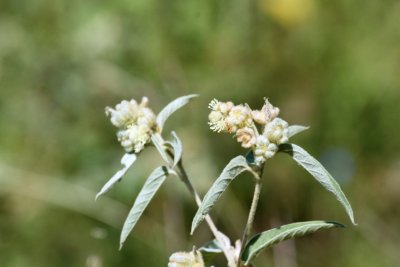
left=96, top=153, right=136, bottom=200
left=241, top=221, right=344, bottom=265
left=191, top=156, right=250, bottom=234
left=279, top=143, right=356, bottom=225
left=287, top=125, right=310, bottom=138
left=151, top=135, right=170, bottom=164
left=156, top=94, right=198, bottom=131
left=120, top=166, right=169, bottom=249
left=168, top=131, right=183, bottom=166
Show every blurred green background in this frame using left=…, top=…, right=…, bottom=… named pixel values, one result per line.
left=1, top=0, right=399, bottom=266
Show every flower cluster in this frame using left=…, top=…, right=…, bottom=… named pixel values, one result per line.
left=168, top=250, right=205, bottom=267
left=208, top=98, right=289, bottom=164
left=105, top=97, right=156, bottom=153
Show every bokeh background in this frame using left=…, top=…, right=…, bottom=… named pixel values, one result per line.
left=1, top=0, right=399, bottom=266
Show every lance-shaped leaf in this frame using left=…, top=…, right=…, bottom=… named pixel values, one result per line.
left=156, top=94, right=198, bottom=131
left=279, top=143, right=356, bottom=225
left=241, top=221, right=344, bottom=265
left=165, top=131, right=183, bottom=166
left=287, top=125, right=310, bottom=138
left=96, top=153, right=136, bottom=200
left=151, top=134, right=170, bottom=164
left=120, top=166, right=169, bottom=249
left=191, top=156, right=251, bottom=234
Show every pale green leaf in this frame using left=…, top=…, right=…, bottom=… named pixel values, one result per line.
left=120, top=166, right=169, bottom=249
left=279, top=143, right=356, bottom=225
left=151, top=134, right=170, bottom=164
left=170, top=131, right=183, bottom=166
left=199, top=239, right=224, bottom=254
left=191, top=156, right=250, bottom=234
left=156, top=94, right=198, bottom=131
left=241, top=221, right=344, bottom=265
left=287, top=125, right=310, bottom=138
left=95, top=153, right=136, bottom=200
left=198, top=239, right=224, bottom=265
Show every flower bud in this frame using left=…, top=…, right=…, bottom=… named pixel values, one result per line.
left=225, top=105, right=252, bottom=133
left=264, top=118, right=289, bottom=144
left=168, top=251, right=205, bottom=267
left=236, top=127, right=256, bottom=148
left=260, top=98, right=280, bottom=123
left=254, top=135, right=278, bottom=164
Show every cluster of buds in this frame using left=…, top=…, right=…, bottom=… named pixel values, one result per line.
left=208, top=98, right=289, bottom=164
left=105, top=97, right=156, bottom=153
left=168, top=250, right=205, bottom=267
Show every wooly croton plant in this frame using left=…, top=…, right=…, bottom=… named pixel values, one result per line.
left=96, top=95, right=356, bottom=267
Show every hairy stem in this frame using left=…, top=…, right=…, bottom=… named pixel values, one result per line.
left=154, top=133, right=235, bottom=266
left=176, top=161, right=236, bottom=267
left=238, top=167, right=264, bottom=267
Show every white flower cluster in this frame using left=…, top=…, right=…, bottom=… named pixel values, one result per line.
left=105, top=97, right=156, bottom=153
left=208, top=98, right=289, bottom=164
left=168, top=250, right=205, bottom=267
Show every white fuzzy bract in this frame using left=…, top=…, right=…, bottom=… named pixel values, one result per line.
left=106, top=97, right=156, bottom=153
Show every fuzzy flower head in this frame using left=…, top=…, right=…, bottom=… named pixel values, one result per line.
left=208, top=99, right=253, bottom=134
left=264, top=118, right=289, bottom=145
left=106, top=97, right=156, bottom=153
left=254, top=135, right=278, bottom=164
left=236, top=127, right=257, bottom=148
left=208, top=99, right=234, bottom=132
left=225, top=104, right=253, bottom=133
left=168, top=251, right=205, bottom=267
left=208, top=97, right=290, bottom=164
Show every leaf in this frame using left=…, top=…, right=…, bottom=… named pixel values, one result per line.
left=199, top=239, right=224, bottom=254
left=156, top=94, right=198, bottom=131
left=119, top=166, right=169, bottom=249
left=241, top=221, right=344, bottom=265
left=168, top=131, right=183, bottom=166
left=279, top=143, right=356, bottom=225
left=198, top=239, right=224, bottom=265
left=191, top=156, right=250, bottom=234
left=151, top=134, right=170, bottom=164
left=287, top=125, right=309, bottom=139
left=95, top=153, right=136, bottom=200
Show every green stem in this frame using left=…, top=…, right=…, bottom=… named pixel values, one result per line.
left=238, top=167, right=263, bottom=267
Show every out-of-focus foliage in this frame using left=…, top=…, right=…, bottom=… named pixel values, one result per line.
left=0, top=0, right=399, bottom=266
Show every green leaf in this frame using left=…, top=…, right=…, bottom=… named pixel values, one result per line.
left=287, top=125, right=309, bottom=138
left=95, top=153, right=136, bottom=200
left=119, top=166, right=169, bottom=249
left=279, top=143, right=356, bottom=225
left=156, top=94, right=198, bottom=131
left=191, top=156, right=250, bottom=234
left=167, top=131, right=183, bottom=166
left=241, top=221, right=344, bottom=265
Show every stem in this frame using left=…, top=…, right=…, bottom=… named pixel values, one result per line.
left=154, top=133, right=236, bottom=266
left=238, top=167, right=264, bottom=267
left=176, top=161, right=236, bottom=267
